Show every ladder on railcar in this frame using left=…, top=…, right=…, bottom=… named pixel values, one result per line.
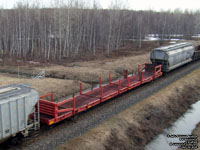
left=28, top=102, right=40, bottom=132
left=33, top=102, right=40, bottom=130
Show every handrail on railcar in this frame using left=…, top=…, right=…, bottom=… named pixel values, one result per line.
left=138, top=63, right=146, bottom=73
left=39, top=92, right=54, bottom=102
left=154, top=65, right=162, bottom=75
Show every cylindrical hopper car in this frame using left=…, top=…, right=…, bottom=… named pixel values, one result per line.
left=0, top=84, right=39, bottom=144
left=150, top=42, right=195, bottom=72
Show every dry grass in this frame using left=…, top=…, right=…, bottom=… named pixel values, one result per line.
left=33, top=52, right=150, bottom=83
left=72, top=53, right=150, bottom=74
left=40, top=65, right=120, bottom=83
left=0, top=73, right=90, bottom=100
left=187, top=40, right=200, bottom=47
left=57, top=68, right=200, bottom=150
left=0, top=52, right=150, bottom=83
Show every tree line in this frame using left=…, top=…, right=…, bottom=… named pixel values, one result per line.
left=0, top=1, right=199, bottom=62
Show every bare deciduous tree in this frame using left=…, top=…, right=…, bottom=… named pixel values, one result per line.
left=0, top=0, right=198, bottom=62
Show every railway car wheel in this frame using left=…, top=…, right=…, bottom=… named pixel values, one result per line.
left=10, top=134, right=23, bottom=146
left=71, top=115, right=78, bottom=122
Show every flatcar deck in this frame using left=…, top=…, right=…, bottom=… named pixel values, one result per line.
left=39, top=64, right=162, bottom=125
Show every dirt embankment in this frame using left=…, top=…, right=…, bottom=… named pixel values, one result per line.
left=57, top=69, right=200, bottom=150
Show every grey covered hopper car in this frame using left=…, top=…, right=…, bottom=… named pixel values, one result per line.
left=0, top=84, right=39, bottom=144
left=150, top=42, right=194, bottom=72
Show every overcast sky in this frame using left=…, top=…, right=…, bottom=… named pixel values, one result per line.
left=0, top=0, right=199, bottom=11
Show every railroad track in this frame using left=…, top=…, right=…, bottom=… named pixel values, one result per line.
left=5, top=60, right=200, bottom=150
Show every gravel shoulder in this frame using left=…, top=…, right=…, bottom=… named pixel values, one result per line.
left=5, top=60, right=200, bottom=150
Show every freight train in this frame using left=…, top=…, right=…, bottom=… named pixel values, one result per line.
left=0, top=42, right=199, bottom=145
